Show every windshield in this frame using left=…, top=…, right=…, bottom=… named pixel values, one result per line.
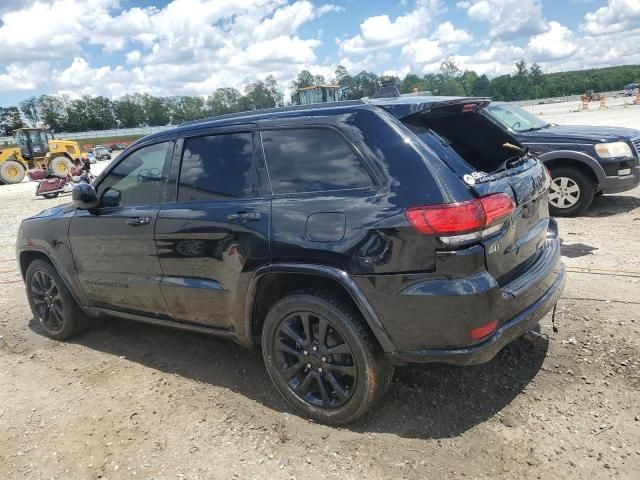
left=485, top=103, right=550, bottom=132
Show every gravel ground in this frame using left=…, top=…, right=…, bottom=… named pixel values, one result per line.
left=1, top=116, right=639, bottom=480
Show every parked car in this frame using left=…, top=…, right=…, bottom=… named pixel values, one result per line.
left=93, top=147, right=111, bottom=161
left=17, top=97, right=565, bottom=425
left=484, top=102, right=640, bottom=216
left=93, top=144, right=112, bottom=153
left=110, top=143, right=127, bottom=151
left=623, top=83, right=639, bottom=96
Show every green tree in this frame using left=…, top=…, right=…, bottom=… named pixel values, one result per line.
left=19, top=97, right=40, bottom=126
left=142, top=94, right=170, bottom=126
left=114, top=94, right=145, bottom=128
left=472, top=74, right=491, bottom=97
left=459, top=70, right=479, bottom=96
left=241, top=76, right=283, bottom=110
left=62, top=98, right=90, bottom=132
left=167, top=96, right=206, bottom=123
left=436, top=58, right=465, bottom=96
left=206, top=88, right=242, bottom=116
left=291, top=70, right=326, bottom=90
left=37, top=95, right=65, bottom=131
left=0, top=107, right=25, bottom=136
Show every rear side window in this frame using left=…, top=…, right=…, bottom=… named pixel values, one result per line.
left=178, top=132, right=258, bottom=201
left=261, top=128, right=372, bottom=194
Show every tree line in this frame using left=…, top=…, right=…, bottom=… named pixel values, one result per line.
left=1, top=61, right=639, bottom=136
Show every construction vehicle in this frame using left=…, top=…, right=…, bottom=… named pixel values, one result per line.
left=0, top=128, right=81, bottom=184
left=292, top=85, right=342, bottom=105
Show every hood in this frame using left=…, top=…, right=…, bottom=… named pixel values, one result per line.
left=26, top=204, right=70, bottom=220
left=517, top=124, right=640, bottom=144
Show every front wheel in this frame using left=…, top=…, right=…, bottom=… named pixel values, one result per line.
left=25, top=259, right=88, bottom=340
left=261, top=291, right=393, bottom=425
left=548, top=167, right=595, bottom=217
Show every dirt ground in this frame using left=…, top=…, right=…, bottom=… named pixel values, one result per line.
left=1, top=144, right=639, bottom=480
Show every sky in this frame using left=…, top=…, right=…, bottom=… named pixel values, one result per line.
left=0, top=0, right=639, bottom=106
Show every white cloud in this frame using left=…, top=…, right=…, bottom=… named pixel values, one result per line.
left=1, top=0, right=640, bottom=102
left=126, top=50, right=142, bottom=64
left=435, top=21, right=472, bottom=44
left=0, top=0, right=344, bottom=99
left=401, top=38, right=443, bottom=64
left=461, top=0, right=547, bottom=39
left=526, top=21, right=577, bottom=61
left=582, top=0, right=640, bottom=35
left=338, top=0, right=444, bottom=54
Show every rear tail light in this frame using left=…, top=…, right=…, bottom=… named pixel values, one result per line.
left=406, top=193, right=514, bottom=245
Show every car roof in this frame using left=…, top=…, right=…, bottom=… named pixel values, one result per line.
left=139, top=95, right=490, bottom=143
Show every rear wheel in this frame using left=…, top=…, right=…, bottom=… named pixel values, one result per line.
left=49, top=156, right=73, bottom=178
left=0, top=160, right=26, bottom=184
left=25, top=259, right=88, bottom=340
left=262, top=291, right=393, bottom=425
left=548, top=167, right=595, bottom=217
left=42, top=192, right=60, bottom=199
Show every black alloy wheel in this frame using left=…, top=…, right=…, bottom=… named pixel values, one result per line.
left=25, top=259, right=88, bottom=340
left=30, top=270, right=65, bottom=332
left=274, top=310, right=357, bottom=408
left=262, top=291, right=392, bottom=425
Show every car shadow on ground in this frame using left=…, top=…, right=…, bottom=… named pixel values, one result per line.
left=583, top=193, right=640, bottom=217
left=29, top=316, right=548, bottom=440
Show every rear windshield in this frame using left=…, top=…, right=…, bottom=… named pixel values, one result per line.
left=401, top=105, right=522, bottom=173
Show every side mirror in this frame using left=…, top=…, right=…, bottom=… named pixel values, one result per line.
left=72, top=183, right=99, bottom=209
left=101, top=189, right=121, bottom=208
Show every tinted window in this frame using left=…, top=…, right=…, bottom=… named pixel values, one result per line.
left=261, top=128, right=372, bottom=194
left=178, top=133, right=257, bottom=202
left=97, top=141, right=172, bottom=208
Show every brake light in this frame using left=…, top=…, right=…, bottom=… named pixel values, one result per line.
left=406, top=193, right=514, bottom=244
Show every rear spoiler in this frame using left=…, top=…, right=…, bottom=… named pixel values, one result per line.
left=366, top=97, right=492, bottom=120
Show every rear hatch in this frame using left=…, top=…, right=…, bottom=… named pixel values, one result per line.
left=383, top=98, right=551, bottom=282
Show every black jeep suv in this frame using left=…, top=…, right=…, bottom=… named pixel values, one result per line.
left=485, top=102, right=640, bottom=216
left=17, top=97, right=565, bottom=425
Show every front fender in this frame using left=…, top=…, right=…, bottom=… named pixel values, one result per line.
left=538, top=150, right=605, bottom=182
left=244, top=263, right=397, bottom=353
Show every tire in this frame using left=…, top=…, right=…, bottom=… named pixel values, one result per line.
left=48, top=156, right=73, bottom=178
left=262, top=290, right=393, bottom=425
left=42, top=192, right=60, bottom=199
left=548, top=166, right=595, bottom=217
left=0, top=160, right=26, bottom=184
left=25, top=259, right=88, bottom=340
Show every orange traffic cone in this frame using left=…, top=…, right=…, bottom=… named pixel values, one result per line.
left=599, top=96, right=606, bottom=109
left=634, top=92, right=640, bottom=105
left=582, top=97, right=589, bottom=110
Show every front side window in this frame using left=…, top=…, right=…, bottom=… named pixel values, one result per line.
left=97, top=141, right=173, bottom=208
left=261, top=128, right=372, bottom=194
left=177, top=132, right=257, bottom=202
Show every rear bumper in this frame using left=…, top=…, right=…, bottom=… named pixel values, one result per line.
left=600, top=165, right=640, bottom=194
left=353, top=220, right=565, bottom=365
left=388, top=264, right=565, bottom=365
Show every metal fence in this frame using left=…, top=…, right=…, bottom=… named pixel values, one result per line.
left=1, top=125, right=172, bottom=146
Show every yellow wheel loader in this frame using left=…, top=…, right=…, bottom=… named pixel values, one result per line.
left=0, top=128, right=82, bottom=184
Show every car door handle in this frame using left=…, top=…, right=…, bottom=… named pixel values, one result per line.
left=227, top=212, right=261, bottom=221
left=125, top=217, right=151, bottom=226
